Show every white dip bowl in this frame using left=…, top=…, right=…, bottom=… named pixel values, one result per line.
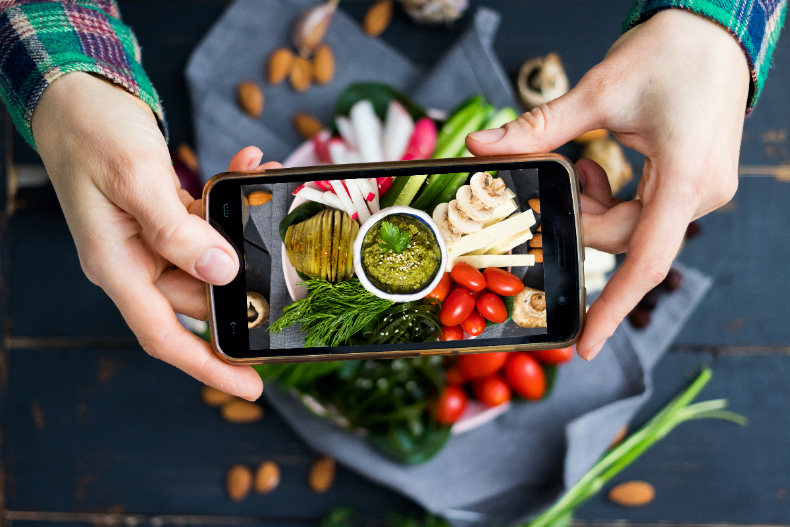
left=353, top=206, right=448, bottom=302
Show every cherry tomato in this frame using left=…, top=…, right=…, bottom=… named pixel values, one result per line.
left=444, top=367, right=466, bottom=385
left=531, top=346, right=574, bottom=364
left=483, top=268, right=524, bottom=296
left=425, top=272, right=451, bottom=303
left=436, top=386, right=468, bottom=424
left=457, top=352, right=508, bottom=379
left=476, top=293, right=508, bottom=323
left=440, top=288, right=476, bottom=326
left=470, top=288, right=489, bottom=301
left=440, top=325, right=464, bottom=341
left=451, top=262, right=487, bottom=292
left=504, top=353, right=546, bottom=400
left=472, top=375, right=511, bottom=407
left=460, top=310, right=486, bottom=337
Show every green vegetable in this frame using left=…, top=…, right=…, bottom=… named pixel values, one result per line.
left=379, top=220, right=411, bottom=254
left=380, top=173, right=428, bottom=208
left=527, top=367, right=746, bottom=527
left=410, top=172, right=456, bottom=212
left=379, top=175, right=410, bottom=208
left=279, top=201, right=326, bottom=242
left=432, top=96, right=483, bottom=158
left=350, top=301, right=443, bottom=345
left=426, top=172, right=471, bottom=214
left=269, top=278, right=393, bottom=347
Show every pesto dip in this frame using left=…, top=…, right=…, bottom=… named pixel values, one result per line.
left=361, top=214, right=441, bottom=295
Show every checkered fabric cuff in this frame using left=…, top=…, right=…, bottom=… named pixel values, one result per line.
left=623, top=0, right=787, bottom=112
left=0, top=1, right=166, bottom=149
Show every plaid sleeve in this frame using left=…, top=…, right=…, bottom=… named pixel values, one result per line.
left=0, top=0, right=166, bottom=149
left=623, top=0, right=787, bottom=112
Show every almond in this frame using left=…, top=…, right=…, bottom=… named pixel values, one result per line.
left=267, top=48, right=295, bottom=85
left=528, top=198, right=541, bottom=214
left=237, top=81, right=264, bottom=118
left=308, top=455, right=335, bottom=493
left=201, top=385, right=235, bottom=407
left=537, top=224, right=541, bottom=232
left=248, top=191, right=273, bottom=206
left=610, top=425, right=628, bottom=448
left=176, top=143, right=200, bottom=174
left=313, top=45, right=335, bottom=85
left=227, top=464, right=253, bottom=501
left=364, top=0, right=393, bottom=36
left=574, top=129, right=608, bottom=144
left=293, top=113, right=324, bottom=139
left=221, top=400, right=264, bottom=424
left=608, top=480, right=655, bottom=507
left=255, top=461, right=281, bottom=494
left=528, top=248, right=543, bottom=263
left=289, top=56, right=313, bottom=92
left=529, top=233, right=542, bottom=248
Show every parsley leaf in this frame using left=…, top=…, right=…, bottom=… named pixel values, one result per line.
left=379, top=220, right=411, bottom=254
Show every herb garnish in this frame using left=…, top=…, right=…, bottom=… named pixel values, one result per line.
left=379, top=221, right=410, bottom=254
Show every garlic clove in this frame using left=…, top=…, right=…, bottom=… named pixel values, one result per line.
left=292, top=0, right=339, bottom=58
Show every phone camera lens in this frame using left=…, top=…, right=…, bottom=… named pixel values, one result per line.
left=558, top=295, right=567, bottom=305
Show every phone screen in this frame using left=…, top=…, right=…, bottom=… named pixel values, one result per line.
left=208, top=157, right=582, bottom=361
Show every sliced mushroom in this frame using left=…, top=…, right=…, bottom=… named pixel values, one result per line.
left=247, top=292, right=269, bottom=329
left=455, top=185, right=493, bottom=221
left=447, top=199, right=483, bottom=234
left=517, top=53, right=569, bottom=110
left=432, top=202, right=462, bottom=245
left=512, top=286, right=547, bottom=328
left=470, top=172, right=508, bottom=208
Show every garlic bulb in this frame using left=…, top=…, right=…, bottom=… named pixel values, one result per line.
left=292, top=0, right=339, bottom=57
left=401, top=0, right=469, bottom=25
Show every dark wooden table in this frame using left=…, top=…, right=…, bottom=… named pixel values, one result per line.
left=2, top=1, right=789, bottom=526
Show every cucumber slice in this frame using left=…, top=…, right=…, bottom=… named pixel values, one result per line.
left=391, top=174, right=428, bottom=206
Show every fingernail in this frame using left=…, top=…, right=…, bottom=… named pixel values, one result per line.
left=246, top=151, right=264, bottom=170
left=196, top=248, right=237, bottom=284
left=584, top=340, right=606, bottom=361
left=469, top=127, right=506, bottom=144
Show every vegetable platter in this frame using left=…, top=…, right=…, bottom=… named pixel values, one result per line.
left=257, top=83, right=567, bottom=464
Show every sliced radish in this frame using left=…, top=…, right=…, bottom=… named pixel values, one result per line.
left=367, top=178, right=381, bottom=214
left=377, top=176, right=394, bottom=196
left=311, top=130, right=332, bottom=165
left=316, top=180, right=334, bottom=192
left=402, top=117, right=437, bottom=160
left=356, top=178, right=376, bottom=201
left=349, top=100, right=384, bottom=163
left=345, top=180, right=372, bottom=223
left=382, top=100, right=415, bottom=161
left=321, top=191, right=344, bottom=211
left=335, top=116, right=358, bottom=151
left=292, top=185, right=329, bottom=205
left=328, top=180, right=358, bottom=220
left=328, top=138, right=350, bottom=165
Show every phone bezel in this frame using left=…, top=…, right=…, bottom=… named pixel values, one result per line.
left=204, top=153, right=585, bottom=365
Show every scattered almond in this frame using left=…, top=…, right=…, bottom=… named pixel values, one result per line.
left=313, top=45, right=335, bottom=85
left=608, top=480, right=655, bottom=507
left=268, top=48, right=295, bottom=85
left=201, top=385, right=235, bottom=407
left=237, top=81, right=264, bottom=119
left=610, top=425, right=628, bottom=448
left=290, top=56, right=313, bottom=92
left=308, top=455, right=335, bottom=493
left=248, top=191, right=273, bottom=206
left=226, top=464, right=253, bottom=501
left=221, top=400, right=264, bottom=424
left=528, top=198, right=541, bottom=214
left=293, top=113, right=324, bottom=139
left=574, top=129, right=608, bottom=144
left=255, top=461, right=281, bottom=494
left=528, top=248, right=543, bottom=263
left=176, top=143, right=200, bottom=173
left=364, top=0, right=393, bottom=36
left=537, top=224, right=541, bottom=232
left=529, top=233, right=542, bottom=248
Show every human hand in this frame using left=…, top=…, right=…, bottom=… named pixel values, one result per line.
left=466, top=9, right=750, bottom=360
left=32, top=72, right=279, bottom=400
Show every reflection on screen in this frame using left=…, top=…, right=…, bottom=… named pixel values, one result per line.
left=241, top=169, right=546, bottom=352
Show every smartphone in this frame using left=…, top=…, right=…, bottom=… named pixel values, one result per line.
left=204, top=153, right=584, bottom=364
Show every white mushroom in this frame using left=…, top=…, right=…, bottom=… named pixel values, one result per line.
left=517, top=53, right=569, bottom=110
left=512, top=286, right=547, bottom=328
left=432, top=202, right=462, bottom=245
left=470, top=172, right=509, bottom=208
left=447, top=199, right=483, bottom=234
left=455, top=185, right=492, bottom=221
left=247, top=292, right=269, bottom=329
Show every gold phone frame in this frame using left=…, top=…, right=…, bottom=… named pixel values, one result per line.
left=203, top=153, right=585, bottom=365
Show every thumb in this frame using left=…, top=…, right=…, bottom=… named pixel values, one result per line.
left=466, top=86, right=602, bottom=155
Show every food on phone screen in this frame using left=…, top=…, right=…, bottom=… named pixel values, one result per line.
left=246, top=292, right=269, bottom=329
left=450, top=262, right=486, bottom=291
left=512, top=286, right=547, bottom=328
left=482, top=267, right=524, bottom=296
left=284, top=208, right=358, bottom=282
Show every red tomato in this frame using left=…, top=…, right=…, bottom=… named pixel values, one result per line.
left=470, top=288, right=489, bottom=301
left=504, top=353, right=546, bottom=400
left=440, top=325, right=464, bottom=341
left=457, top=352, right=508, bottom=379
left=531, top=346, right=574, bottom=364
left=425, top=272, right=451, bottom=303
left=460, top=310, right=486, bottom=337
left=444, top=367, right=466, bottom=385
left=477, top=293, right=508, bottom=323
left=472, top=375, right=511, bottom=407
left=483, top=268, right=524, bottom=296
left=436, top=386, right=468, bottom=424
left=451, top=262, right=487, bottom=292
left=440, top=288, right=475, bottom=326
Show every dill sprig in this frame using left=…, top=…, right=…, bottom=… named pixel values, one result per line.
left=270, top=278, right=394, bottom=347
